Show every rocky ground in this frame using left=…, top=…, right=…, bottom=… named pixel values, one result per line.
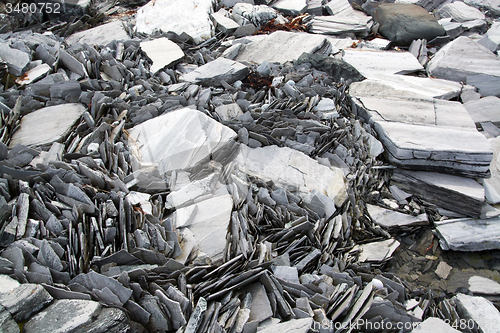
left=0, top=0, right=500, bottom=332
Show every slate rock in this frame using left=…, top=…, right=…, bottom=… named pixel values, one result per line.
left=73, top=307, right=130, bottom=333
left=257, top=318, right=313, bottom=333
left=372, top=4, right=445, bottom=46
left=272, top=0, right=308, bottom=15
left=0, top=283, right=53, bottom=321
left=0, top=305, right=19, bottom=333
left=181, top=57, right=249, bottom=86
left=139, top=295, right=171, bottom=332
left=438, top=1, right=485, bottom=23
left=295, top=53, right=365, bottom=83
left=140, top=38, right=184, bottom=74
left=435, top=216, right=500, bottom=251
left=0, top=42, right=30, bottom=76
left=23, top=299, right=101, bottom=333
left=454, top=293, right=500, bottom=333
left=65, top=20, right=130, bottom=46
left=464, top=96, right=500, bottom=125
left=69, top=271, right=133, bottom=306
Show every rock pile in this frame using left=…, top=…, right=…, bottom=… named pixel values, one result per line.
left=1, top=0, right=500, bottom=332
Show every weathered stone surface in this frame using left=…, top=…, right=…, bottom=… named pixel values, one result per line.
left=468, top=275, right=500, bottom=295
left=272, top=0, right=307, bottom=15
left=232, top=3, right=279, bottom=26
left=343, top=49, right=424, bottom=77
left=73, top=307, right=130, bottom=333
left=367, top=204, right=428, bottom=228
left=257, top=317, right=313, bottom=333
left=427, top=37, right=500, bottom=91
left=0, top=275, right=20, bottom=294
left=308, top=9, right=371, bottom=36
left=181, top=57, right=249, bottom=86
left=128, top=108, right=236, bottom=173
left=0, top=284, right=53, bottom=321
left=235, top=31, right=332, bottom=64
left=173, top=194, right=233, bottom=263
left=140, top=38, right=184, bottom=74
left=0, top=42, right=30, bottom=76
left=215, top=103, right=243, bottom=121
left=69, top=271, right=132, bottom=306
left=245, top=283, right=273, bottom=323
left=410, top=317, right=461, bottom=333
left=373, top=120, right=493, bottom=177
left=438, top=1, right=486, bottom=22
left=135, top=0, right=214, bottom=44
left=435, top=216, right=500, bottom=251
left=358, top=239, right=400, bottom=262
left=211, top=10, right=240, bottom=34
left=15, top=64, right=51, bottom=86
left=372, top=4, right=445, bottom=45
left=10, top=103, right=86, bottom=147
left=349, top=73, right=463, bottom=100
left=24, top=299, right=101, bottom=333
left=463, top=0, right=500, bottom=16
left=235, top=145, right=347, bottom=206
left=66, top=20, right=130, bottom=46
left=0, top=305, right=19, bottom=333
left=464, top=96, right=500, bottom=125
left=454, top=293, right=500, bottom=333
left=295, top=53, right=365, bottom=83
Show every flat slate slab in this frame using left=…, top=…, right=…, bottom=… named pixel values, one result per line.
left=367, top=204, right=428, bottom=228
left=373, top=120, right=493, bottom=177
left=411, top=317, right=461, bottom=333
left=180, top=57, right=249, bottom=86
left=464, top=96, right=500, bottom=125
left=358, top=239, right=400, bottom=262
left=128, top=107, right=237, bottom=173
left=427, top=37, right=500, bottom=89
left=234, top=31, right=331, bottom=64
left=435, top=216, right=500, bottom=251
left=271, top=0, right=308, bottom=15
left=65, top=20, right=130, bottom=46
left=453, top=293, right=500, bottom=332
left=349, top=73, right=464, bottom=100
left=235, top=144, right=347, bottom=206
left=343, top=49, right=424, bottom=77
left=140, top=37, right=184, bottom=74
left=10, top=103, right=85, bottom=148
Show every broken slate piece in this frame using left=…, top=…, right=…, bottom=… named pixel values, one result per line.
left=258, top=317, right=313, bottom=333
left=9, top=103, right=85, bottom=147
left=211, top=11, right=240, bottom=34
left=181, top=57, right=249, bottom=86
left=435, top=216, right=500, bottom=251
left=367, top=204, right=428, bottom=228
left=15, top=63, right=51, bottom=86
left=343, top=49, right=424, bottom=77
left=358, top=239, right=400, bottom=263
left=0, top=284, right=53, bottom=321
left=128, top=108, right=236, bottom=173
left=437, top=1, right=486, bottom=23
left=23, top=299, right=101, bottom=333
left=372, top=4, right=445, bottom=45
left=0, top=42, right=30, bottom=76
left=272, top=0, right=308, bottom=15
left=435, top=261, right=453, bottom=279
left=140, top=38, right=184, bottom=74
left=65, top=20, right=130, bottom=46
left=468, top=276, right=500, bottom=295
left=453, top=293, right=500, bottom=333
left=464, top=96, right=500, bottom=125
left=215, top=103, right=243, bottom=121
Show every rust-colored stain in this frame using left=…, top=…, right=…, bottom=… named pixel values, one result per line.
left=255, top=15, right=308, bottom=34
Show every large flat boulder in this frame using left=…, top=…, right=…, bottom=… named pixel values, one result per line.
left=9, top=103, right=85, bottom=148
left=427, top=37, right=500, bottom=93
left=373, top=3, right=445, bottom=45
left=128, top=108, right=237, bottom=173
left=435, top=216, right=500, bottom=251
left=65, top=20, right=130, bottom=46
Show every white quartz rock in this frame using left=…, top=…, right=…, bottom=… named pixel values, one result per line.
left=235, top=145, right=347, bottom=206
left=135, top=0, right=214, bottom=44
left=128, top=108, right=237, bottom=173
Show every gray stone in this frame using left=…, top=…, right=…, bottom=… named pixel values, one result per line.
left=295, top=53, right=365, bottom=83
left=59, top=49, right=88, bottom=78
left=245, top=283, right=273, bottom=323
left=272, top=0, right=307, bottom=15
left=140, top=38, right=184, bottom=74
left=464, top=96, right=500, bottom=125
left=438, top=1, right=485, bottom=22
left=211, top=10, right=240, bottom=33
left=124, top=300, right=150, bottom=326
left=69, top=271, right=132, bottom=306
left=215, top=103, right=243, bottom=121
left=435, top=216, right=500, bottom=251
left=73, top=307, right=130, bottom=333
left=427, top=37, right=500, bottom=92
left=181, top=57, right=249, bottom=86
left=235, top=31, right=332, bottom=64
left=128, top=108, right=236, bottom=174
left=0, top=42, right=30, bottom=76
left=232, top=3, right=279, bottom=26
left=487, top=21, right=500, bottom=50
left=410, top=317, right=460, bottom=333
left=367, top=204, right=428, bottom=228
left=257, top=318, right=313, bottom=333
left=308, top=6, right=371, bottom=36
left=9, top=103, right=85, bottom=147
left=358, top=239, right=400, bottom=262
left=0, top=284, right=53, bottom=321
left=42, top=284, right=92, bottom=300
left=0, top=275, right=20, bottom=294
left=23, top=299, right=101, bottom=333
left=466, top=74, right=500, bottom=97
left=463, top=0, right=500, bottom=16
left=373, top=4, right=445, bottom=45
left=139, top=295, right=171, bottom=332
left=273, top=266, right=300, bottom=284
left=0, top=306, right=19, bottom=333
left=454, top=293, right=500, bottom=333
left=185, top=297, right=207, bottom=333
left=15, top=64, right=51, bottom=86
left=155, top=290, right=186, bottom=329
left=343, top=49, right=424, bottom=77
left=66, top=20, right=130, bottom=46
left=468, top=275, right=500, bottom=295
left=135, top=0, right=214, bottom=44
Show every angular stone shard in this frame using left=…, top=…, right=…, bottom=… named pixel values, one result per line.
left=0, top=42, right=30, bottom=76
left=69, top=271, right=133, bottom=306
left=453, top=293, right=500, bottom=333
left=358, top=239, right=400, bottom=262
left=464, top=96, right=500, bottom=125
left=435, top=216, right=500, bottom=251
left=211, top=10, right=240, bottom=34
left=373, top=120, right=493, bottom=178
left=427, top=37, right=500, bottom=92
left=235, top=145, right=347, bottom=206
left=367, top=204, right=428, bottom=228
left=66, top=20, right=130, bottom=46
left=372, top=3, right=445, bottom=45
left=438, top=1, right=486, bottom=22
left=468, top=276, right=500, bottom=295
left=128, top=108, right=237, bottom=173
left=235, top=31, right=332, bottom=64
left=136, top=0, right=214, bottom=44
left=308, top=11, right=371, bottom=36
left=181, top=57, right=249, bottom=86
left=272, top=0, right=308, bottom=15
left=23, top=299, right=101, bottom=333
left=15, top=64, right=51, bottom=86
left=140, top=38, right=184, bottom=74
left=10, top=103, right=85, bottom=148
